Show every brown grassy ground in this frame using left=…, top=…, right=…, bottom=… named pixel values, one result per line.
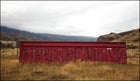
left=1, top=48, right=19, bottom=58
left=126, top=42, right=139, bottom=64
left=1, top=48, right=139, bottom=80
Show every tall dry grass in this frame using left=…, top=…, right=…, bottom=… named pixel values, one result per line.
left=1, top=58, right=139, bottom=80
left=1, top=48, right=19, bottom=58
left=126, top=43, right=139, bottom=64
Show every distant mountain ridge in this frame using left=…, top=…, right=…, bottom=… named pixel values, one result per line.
left=0, top=26, right=97, bottom=42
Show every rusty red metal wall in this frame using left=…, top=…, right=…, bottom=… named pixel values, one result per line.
left=20, top=42, right=127, bottom=63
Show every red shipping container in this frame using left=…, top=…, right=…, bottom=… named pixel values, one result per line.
left=20, top=42, right=127, bottom=64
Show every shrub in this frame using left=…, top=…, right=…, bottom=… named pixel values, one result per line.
left=0, top=42, right=15, bottom=48
left=16, top=41, right=20, bottom=48
left=127, top=44, right=138, bottom=49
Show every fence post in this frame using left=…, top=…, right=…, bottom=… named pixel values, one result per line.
left=17, top=48, right=18, bottom=59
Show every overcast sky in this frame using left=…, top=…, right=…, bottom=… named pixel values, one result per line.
left=1, top=1, right=139, bottom=37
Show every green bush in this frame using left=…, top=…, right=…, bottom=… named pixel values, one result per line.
left=0, top=42, right=15, bottom=48
left=16, top=41, right=20, bottom=48
left=127, top=44, right=138, bottom=49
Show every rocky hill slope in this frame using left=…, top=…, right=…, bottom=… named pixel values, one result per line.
left=97, top=28, right=139, bottom=43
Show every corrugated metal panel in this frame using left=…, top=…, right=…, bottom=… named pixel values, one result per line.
left=20, top=42, right=127, bottom=64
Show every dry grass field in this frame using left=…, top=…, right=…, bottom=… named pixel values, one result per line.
left=1, top=48, right=139, bottom=80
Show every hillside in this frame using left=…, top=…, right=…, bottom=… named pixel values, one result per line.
left=0, top=26, right=97, bottom=42
left=97, top=28, right=139, bottom=43
left=0, top=26, right=47, bottom=41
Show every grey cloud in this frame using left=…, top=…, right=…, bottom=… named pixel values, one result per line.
left=1, top=1, right=139, bottom=37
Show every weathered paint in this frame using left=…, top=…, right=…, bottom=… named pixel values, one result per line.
left=20, top=42, right=127, bottom=63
